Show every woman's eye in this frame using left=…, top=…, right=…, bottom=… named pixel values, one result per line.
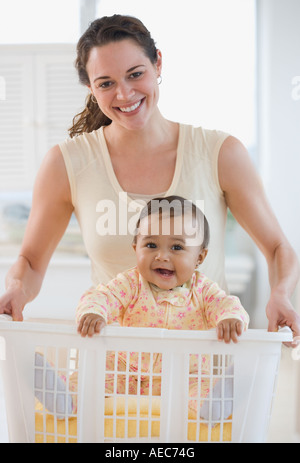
left=99, top=81, right=113, bottom=89
left=129, top=71, right=143, bottom=79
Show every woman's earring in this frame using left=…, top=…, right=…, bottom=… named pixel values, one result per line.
left=91, top=94, right=97, bottom=104
left=157, top=75, right=162, bottom=85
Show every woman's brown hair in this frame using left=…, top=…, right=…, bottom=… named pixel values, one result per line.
left=69, top=15, right=158, bottom=138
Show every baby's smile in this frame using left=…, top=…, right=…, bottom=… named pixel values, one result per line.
left=154, top=268, right=175, bottom=277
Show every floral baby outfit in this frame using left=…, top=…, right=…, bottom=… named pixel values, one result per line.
left=75, top=267, right=249, bottom=415
left=76, top=266, right=249, bottom=331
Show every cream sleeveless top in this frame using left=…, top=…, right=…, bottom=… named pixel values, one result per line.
left=59, top=124, right=229, bottom=290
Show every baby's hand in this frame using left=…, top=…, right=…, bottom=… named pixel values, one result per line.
left=216, top=318, right=244, bottom=344
left=77, top=313, right=106, bottom=337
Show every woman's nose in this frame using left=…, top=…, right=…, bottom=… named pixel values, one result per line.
left=116, top=81, right=135, bottom=101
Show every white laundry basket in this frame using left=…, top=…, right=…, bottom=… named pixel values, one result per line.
left=0, top=315, right=291, bottom=443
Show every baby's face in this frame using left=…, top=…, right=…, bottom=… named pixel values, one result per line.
left=133, top=213, right=207, bottom=290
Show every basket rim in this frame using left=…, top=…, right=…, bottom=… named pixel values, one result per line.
left=0, top=315, right=293, bottom=343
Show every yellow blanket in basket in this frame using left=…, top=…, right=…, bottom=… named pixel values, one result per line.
left=35, top=397, right=232, bottom=443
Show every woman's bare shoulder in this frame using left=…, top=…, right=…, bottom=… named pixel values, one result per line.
left=34, top=144, right=72, bottom=204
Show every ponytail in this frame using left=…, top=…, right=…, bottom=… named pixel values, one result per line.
left=69, top=93, right=111, bottom=138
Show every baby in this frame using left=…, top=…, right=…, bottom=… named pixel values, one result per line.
left=77, top=196, right=249, bottom=343
left=36, top=196, right=249, bottom=420
left=75, top=196, right=249, bottom=420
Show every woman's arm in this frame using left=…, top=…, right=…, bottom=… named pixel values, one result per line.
left=0, top=145, right=74, bottom=320
left=218, top=136, right=300, bottom=342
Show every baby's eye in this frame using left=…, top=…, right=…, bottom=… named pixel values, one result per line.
left=172, top=244, right=183, bottom=251
left=146, top=242, right=157, bottom=249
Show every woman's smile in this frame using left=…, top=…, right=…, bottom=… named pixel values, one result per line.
left=115, top=97, right=145, bottom=114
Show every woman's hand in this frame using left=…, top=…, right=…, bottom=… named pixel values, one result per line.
left=216, top=318, right=244, bottom=343
left=266, top=291, right=300, bottom=347
left=0, top=281, right=27, bottom=321
left=77, top=313, right=106, bottom=337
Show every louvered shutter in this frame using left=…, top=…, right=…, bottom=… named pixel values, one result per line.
left=35, top=52, right=87, bottom=165
left=0, top=45, right=88, bottom=190
left=0, top=53, right=36, bottom=190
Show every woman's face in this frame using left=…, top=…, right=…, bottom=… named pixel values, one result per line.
left=86, top=39, right=162, bottom=131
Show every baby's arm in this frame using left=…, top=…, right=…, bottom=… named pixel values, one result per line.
left=76, top=286, right=108, bottom=337
left=216, top=318, right=244, bottom=343
left=76, top=269, right=138, bottom=337
left=199, top=275, right=249, bottom=342
left=77, top=313, right=106, bottom=337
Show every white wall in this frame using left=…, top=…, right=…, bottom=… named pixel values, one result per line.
left=254, top=0, right=300, bottom=326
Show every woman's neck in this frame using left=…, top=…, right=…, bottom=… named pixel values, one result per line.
left=102, top=114, right=180, bottom=195
left=104, top=113, right=177, bottom=158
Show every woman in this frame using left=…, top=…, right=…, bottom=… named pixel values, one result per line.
left=0, top=15, right=299, bottom=343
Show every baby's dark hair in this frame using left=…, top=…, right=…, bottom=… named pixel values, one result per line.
left=133, top=195, right=210, bottom=248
